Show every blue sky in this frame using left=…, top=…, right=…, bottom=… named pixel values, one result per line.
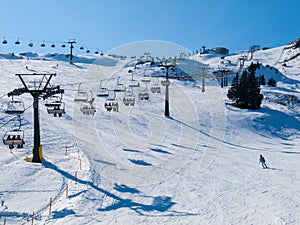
left=0, top=0, right=299, bottom=56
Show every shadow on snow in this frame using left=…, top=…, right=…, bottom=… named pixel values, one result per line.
left=43, top=160, right=196, bottom=217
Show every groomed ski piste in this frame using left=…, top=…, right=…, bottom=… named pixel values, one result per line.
left=0, top=41, right=299, bottom=224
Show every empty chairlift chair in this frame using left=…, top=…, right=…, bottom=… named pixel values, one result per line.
left=128, top=69, right=140, bottom=88
left=74, top=83, right=89, bottom=102
left=2, top=38, right=8, bottom=44
left=113, top=76, right=126, bottom=92
left=5, top=98, right=25, bottom=115
left=97, top=80, right=109, bottom=97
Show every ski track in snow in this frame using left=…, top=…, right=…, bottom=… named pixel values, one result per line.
left=0, top=48, right=299, bottom=224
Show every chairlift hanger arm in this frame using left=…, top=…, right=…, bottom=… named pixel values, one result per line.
left=43, top=86, right=65, bottom=100
left=7, top=88, right=27, bottom=97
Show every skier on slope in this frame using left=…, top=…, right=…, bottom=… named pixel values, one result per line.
left=259, top=155, right=268, bottom=169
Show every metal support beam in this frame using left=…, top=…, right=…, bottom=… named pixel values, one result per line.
left=7, top=73, right=63, bottom=163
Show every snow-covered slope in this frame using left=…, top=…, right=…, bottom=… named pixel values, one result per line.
left=0, top=42, right=299, bottom=225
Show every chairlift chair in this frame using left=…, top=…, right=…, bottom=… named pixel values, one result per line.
left=97, top=80, right=109, bottom=97
left=161, top=80, right=170, bottom=86
left=5, top=98, right=25, bottom=115
left=51, top=43, right=56, bottom=48
left=28, top=42, right=33, bottom=47
left=74, top=83, right=89, bottom=102
left=41, top=42, right=46, bottom=47
left=138, top=92, right=149, bottom=100
left=104, top=100, right=119, bottom=112
left=2, top=38, right=7, bottom=44
left=123, top=88, right=135, bottom=106
left=123, top=96, right=135, bottom=106
left=80, top=102, right=96, bottom=115
left=151, top=86, right=161, bottom=93
left=15, top=38, right=20, bottom=45
left=61, top=43, right=66, bottom=48
left=74, top=91, right=88, bottom=102
left=141, top=75, right=151, bottom=83
left=46, top=101, right=65, bottom=117
left=129, top=80, right=140, bottom=88
left=3, top=129, right=25, bottom=149
left=80, top=46, right=84, bottom=50
left=113, top=77, right=126, bottom=92
left=97, top=88, right=109, bottom=97
left=151, top=78, right=161, bottom=93
left=128, top=69, right=140, bottom=88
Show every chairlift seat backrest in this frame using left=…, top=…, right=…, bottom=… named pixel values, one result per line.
left=97, top=88, right=109, bottom=97
left=3, top=129, right=25, bottom=147
left=5, top=100, right=25, bottom=114
left=74, top=91, right=88, bottom=102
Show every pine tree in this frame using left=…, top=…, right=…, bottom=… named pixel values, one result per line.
left=259, top=75, right=266, bottom=85
left=227, top=66, right=263, bottom=109
left=268, top=78, right=277, bottom=87
left=237, top=70, right=249, bottom=107
left=227, top=73, right=239, bottom=100
left=247, top=66, right=263, bottom=109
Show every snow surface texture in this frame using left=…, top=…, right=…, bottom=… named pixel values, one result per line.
left=0, top=44, right=299, bottom=225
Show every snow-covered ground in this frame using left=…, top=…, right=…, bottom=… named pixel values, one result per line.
left=0, top=41, right=299, bottom=224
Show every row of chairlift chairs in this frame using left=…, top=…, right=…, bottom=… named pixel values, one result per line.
left=2, top=93, right=66, bottom=150
left=74, top=74, right=163, bottom=115
left=2, top=38, right=100, bottom=54
left=100, top=75, right=162, bottom=112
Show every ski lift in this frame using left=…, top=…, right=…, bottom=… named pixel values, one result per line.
left=45, top=94, right=65, bottom=117
left=161, top=80, right=170, bottom=86
left=123, top=95, right=135, bottom=106
left=128, top=70, right=140, bottom=88
left=15, top=38, right=20, bottom=45
left=141, top=75, right=151, bottom=83
left=80, top=103, right=96, bottom=115
left=113, top=76, right=126, bottom=92
left=61, top=43, right=66, bottom=48
left=74, top=83, right=89, bottom=102
left=95, top=50, right=99, bottom=54
left=123, top=88, right=135, bottom=106
left=2, top=38, right=7, bottom=44
left=151, top=78, right=161, bottom=93
left=3, top=129, right=25, bottom=149
left=104, top=91, right=119, bottom=112
left=80, top=93, right=96, bottom=115
left=97, top=80, right=109, bottom=97
left=51, top=43, right=55, bottom=48
left=86, top=49, right=90, bottom=53
left=138, top=92, right=149, bottom=100
left=80, top=46, right=84, bottom=50
left=41, top=41, right=46, bottom=47
left=104, top=100, right=119, bottom=112
left=5, top=97, right=25, bottom=115
left=28, top=41, right=33, bottom=47
left=46, top=101, right=65, bottom=117
left=129, top=81, right=140, bottom=88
